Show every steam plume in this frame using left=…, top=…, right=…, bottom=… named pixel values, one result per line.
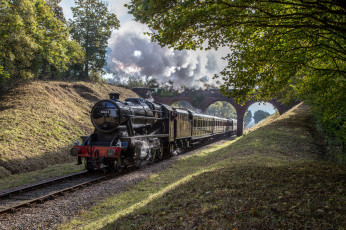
left=107, top=21, right=226, bottom=89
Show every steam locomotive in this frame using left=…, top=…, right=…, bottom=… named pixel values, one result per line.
left=70, top=93, right=237, bottom=171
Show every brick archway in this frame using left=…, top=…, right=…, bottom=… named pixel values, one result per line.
left=132, top=88, right=297, bottom=136
left=203, top=99, right=239, bottom=115
left=168, top=98, right=193, bottom=107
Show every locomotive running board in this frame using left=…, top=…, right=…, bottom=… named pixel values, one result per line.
left=120, top=134, right=169, bottom=141
left=125, top=116, right=165, bottom=120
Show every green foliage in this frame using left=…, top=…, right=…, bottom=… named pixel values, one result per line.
left=151, top=82, right=176, bottom=97
left=0, top=65, right=10, bottom=92
left=0, top=0, right=84, bottom=90
left=254, top=110, right=270, bottom=124
left=45, top=0, right=66, bottom=23
left=107, top=72, right=160, bottom=90
left=154, top=88, right=174, bottom=97
left=244, top=110, right=252, bottom=127
left=206, top=101, right=236, bottom=119
left=126, top=75, right=159, bottom=88
left=172, top=100, right=194, bottom=110
left=69, top=0, right=120, bottom=80
left=127, top=0, right=345, bottom=157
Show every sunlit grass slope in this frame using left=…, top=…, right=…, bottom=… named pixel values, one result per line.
left=61, top=103, right=345, bottom=230
left=0, top=81, right=138, bottom=177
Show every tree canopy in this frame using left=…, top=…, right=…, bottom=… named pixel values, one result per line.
left=0, top=0, right=84, bottom=90
left=244, top=110, right=252, bottom=127
left=69, top=0, right=120, bottom=80
left=206, top=101, right=237, bottom=119
left=253, top=110, right=270, bottom=124
left=127, top=0, right=345, bottom=154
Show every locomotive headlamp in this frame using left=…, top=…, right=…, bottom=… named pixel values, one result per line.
left=106, top=148, right=116, bottom=157
left=70, top=148, right=79, bottom=156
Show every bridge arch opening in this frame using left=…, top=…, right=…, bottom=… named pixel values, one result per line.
left=171, top=100, right=194, bottom=111
left=244, top=102, right=278, bottom=129
left=205, top=101, right=237, bottom=119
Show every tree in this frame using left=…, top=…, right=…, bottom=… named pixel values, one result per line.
left=69, top=0, right=120, bottom=80
left=45, top=0, right=66, bottom=23
left=172, top=101, right=194, bottom=110
left=1, top=0, right=40, bottom=82
left=127, top=0, right=345, bottom=155
left=206, top=101, right=236, bottom=119
left=34, top=0, right=84, bottom=80
left=0, top=0, right=84, bottom=90
left=253, top=110, right=270, bottom=124
left=244, top=110, right=252, bottom=127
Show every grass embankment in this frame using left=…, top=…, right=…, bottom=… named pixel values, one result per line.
left=0, top=81, right=138, bottom=179
left=61, top=103, right=345, bottom=230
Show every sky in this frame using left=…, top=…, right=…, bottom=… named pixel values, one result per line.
left=59, top=0, right=276, bottom=115
left=60, top=0, right=228, bottom=89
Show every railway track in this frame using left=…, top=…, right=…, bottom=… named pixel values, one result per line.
left=0, top=170, right=117, bottom=215
left=0, top=135, right=232, bottom=215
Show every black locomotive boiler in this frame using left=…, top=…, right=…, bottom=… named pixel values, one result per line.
left=70, top=93, right=237, bottom=171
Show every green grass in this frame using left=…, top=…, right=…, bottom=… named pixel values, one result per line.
left=0, top=162, right=84, bottom=190
left=0, top=81, right=138, bottom=177
left=59, top=103, right=346, bottom=230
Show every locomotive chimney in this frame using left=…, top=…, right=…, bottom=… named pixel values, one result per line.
left=109, top=92, right=120, bottom=100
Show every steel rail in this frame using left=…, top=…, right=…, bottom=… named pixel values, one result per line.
left=0, top=171, right=89, bottom=199
left=0, top=171, right=117, bottom=215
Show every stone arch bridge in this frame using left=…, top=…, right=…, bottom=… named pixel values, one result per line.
left=132, top=88, right=295, bottom=136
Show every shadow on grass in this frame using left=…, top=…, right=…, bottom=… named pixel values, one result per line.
left=106, top=160, right=345, bottom=230
left=0, top=145, right=81, bottom=190
left=0, top=105, right=15, bottom=112
left=0, top=145, right=76, bottom=175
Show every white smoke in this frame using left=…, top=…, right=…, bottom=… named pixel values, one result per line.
left=107, top=21, right=228, bottom=89
left=60, top=0, right=228, bottom=89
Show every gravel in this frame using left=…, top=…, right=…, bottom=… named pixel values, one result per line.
left=0, top=139, right=229, bottom=230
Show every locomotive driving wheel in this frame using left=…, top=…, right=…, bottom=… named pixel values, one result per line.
left=134, top=158, right=142, bottom=168
left=157, top=146, right=164, bottom=160
left=105, top=159, right=116, bottom=172
left=85, top=159, right=95, bottom=172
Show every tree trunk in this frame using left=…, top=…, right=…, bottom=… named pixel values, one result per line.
left=84, top=61, right=89, bottom=80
